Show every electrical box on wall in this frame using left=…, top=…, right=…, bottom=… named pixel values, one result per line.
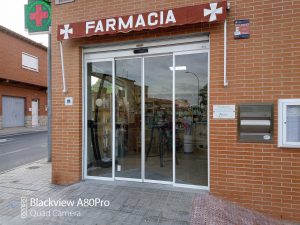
left=65, top=97, right=73, bottom=106
left=238, top=104, right=273, bottom=142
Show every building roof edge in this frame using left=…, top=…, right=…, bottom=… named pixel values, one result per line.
left=0, top=25, right=47, bottom=51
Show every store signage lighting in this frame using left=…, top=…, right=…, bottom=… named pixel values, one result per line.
left=25, top=0, right=51, bottom=34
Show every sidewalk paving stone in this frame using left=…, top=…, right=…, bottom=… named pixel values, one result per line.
left=0, top=159, right=298, bottom=225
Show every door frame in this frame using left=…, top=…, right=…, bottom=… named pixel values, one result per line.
left=114, top=57, right=143, bottom=183
left=173, top=50, right=210, bottom=190
left=32, top=99, right=39, bottom=127
left=83, top=35, right=210, bottom=190
left=143, top=54, right=173, bottom=185
left=83, top=58, right=115, bottom=181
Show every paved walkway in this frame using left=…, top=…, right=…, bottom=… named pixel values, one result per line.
left=0, top=126, right=47, bottom=138
left=0, top=159, right=298, bottom=225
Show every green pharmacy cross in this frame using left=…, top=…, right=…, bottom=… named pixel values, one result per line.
left=25, top=0, right=51, bottom=34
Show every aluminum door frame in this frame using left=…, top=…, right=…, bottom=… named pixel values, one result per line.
left=83, top=58, right=115, bottom=181
left=114, top=57, right=143, bottom=183
left=83, top=37, right=210, bottom=190
left=173, top=49, right=210, bottom=190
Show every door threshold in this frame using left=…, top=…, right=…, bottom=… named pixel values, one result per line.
left=83, top=178, right=208, bottom=193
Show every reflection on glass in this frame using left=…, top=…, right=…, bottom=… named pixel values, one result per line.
left=175, top=53, right=208, bottom=186
left=286, top=105, right=300, bottom=142
left=115, top=58, right=142, bottom=179
left=85, top=52, right=209, bottom=186
left=87, top=61, right=113, bottom=177
left=144, top=55, right=173, bottom=181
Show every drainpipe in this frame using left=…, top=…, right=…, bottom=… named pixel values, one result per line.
left=59, top=41, right=68, bottom=94
left=47, top=29, right=52, bottom=162
left=224, top=19, right=228, bottom=87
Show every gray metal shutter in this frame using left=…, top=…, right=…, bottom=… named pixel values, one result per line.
left=2, top=96, right=25, bottom=128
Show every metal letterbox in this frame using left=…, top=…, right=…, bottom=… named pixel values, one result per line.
left=238, top=104, right=273, bottom=142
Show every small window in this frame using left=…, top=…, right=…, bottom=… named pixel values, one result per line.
left=22, top=52, right=38, bottom=72
left=55, top=0, right=75, bottom=4
left=278, top=99, right=300, bottom=148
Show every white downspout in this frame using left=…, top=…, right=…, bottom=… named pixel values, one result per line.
left=224, top=19, right=228, bottom=87
left=59, top=41, right=68, bottom=94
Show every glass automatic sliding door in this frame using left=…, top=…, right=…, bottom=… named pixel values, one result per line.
left=86, top=60, right=114, bottom=178
left=144, top=55, right=173, bottom=182
left=115, top=58, right=142, bottom=179
left=174, top=52, right=208, bottom=186
left=85, top=48, right=209, bottom=187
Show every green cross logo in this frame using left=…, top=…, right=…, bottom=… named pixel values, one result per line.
left=25, top=0, right=51, bottom=34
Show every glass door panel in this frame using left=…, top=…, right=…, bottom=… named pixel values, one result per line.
left=286, top=105, right=300, bottom=143
left=87, top=60, right=113, bottom=177
left=175, top=52, right=208, bottom=186
left=85, top=49, right=209, bottom=187
left=115, top=58, right=142, bottom=179
left=144, top=55, right=173, bottom=182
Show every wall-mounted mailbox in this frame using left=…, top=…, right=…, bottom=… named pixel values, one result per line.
left=238, top=104, right=273, bottom=142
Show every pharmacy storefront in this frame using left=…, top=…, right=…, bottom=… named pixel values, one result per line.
left=52, top=0, right=300, bottom=221
left=83, top=37, right=210, bottom=188
left=57, top=1, right=227, bottom=189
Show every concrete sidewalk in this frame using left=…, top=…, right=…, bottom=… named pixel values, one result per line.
left=0, top=126, right=47, bottom=138
left=0, top=159, right=298, bottom=225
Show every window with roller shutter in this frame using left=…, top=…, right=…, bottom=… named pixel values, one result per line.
left=22, top=52, right=39, bottom=72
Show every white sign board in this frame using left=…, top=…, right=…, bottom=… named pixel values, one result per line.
left=213, top=105, right=236, bottom=119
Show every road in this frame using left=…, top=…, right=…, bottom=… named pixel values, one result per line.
left=0, top=132, right=47, bottom=173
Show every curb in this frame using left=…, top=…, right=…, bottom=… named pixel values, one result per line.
left=0, top=130, right=48, bottom=139
left=0, top=158, right=49, bottom=175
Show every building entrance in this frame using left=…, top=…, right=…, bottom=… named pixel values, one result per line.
left=84, top=37, right=209, bottom=188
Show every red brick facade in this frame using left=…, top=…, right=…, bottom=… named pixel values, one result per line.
left=51, top=0, right=300, bottom=221
left=0, top=26, right=48, bottom=128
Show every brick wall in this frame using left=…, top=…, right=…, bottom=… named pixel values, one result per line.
left=0, top=83, right=47, bottom=128
left=0, top=29, right=47, bottom=87
left=51, top=0, right=300, bottom=221
left=0, top=27, right=48, bottom=128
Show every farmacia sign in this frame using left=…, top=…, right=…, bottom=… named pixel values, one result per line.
left=85, top=10, right=176, bottom=34
left=57, top=1, right=227, bottom=40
